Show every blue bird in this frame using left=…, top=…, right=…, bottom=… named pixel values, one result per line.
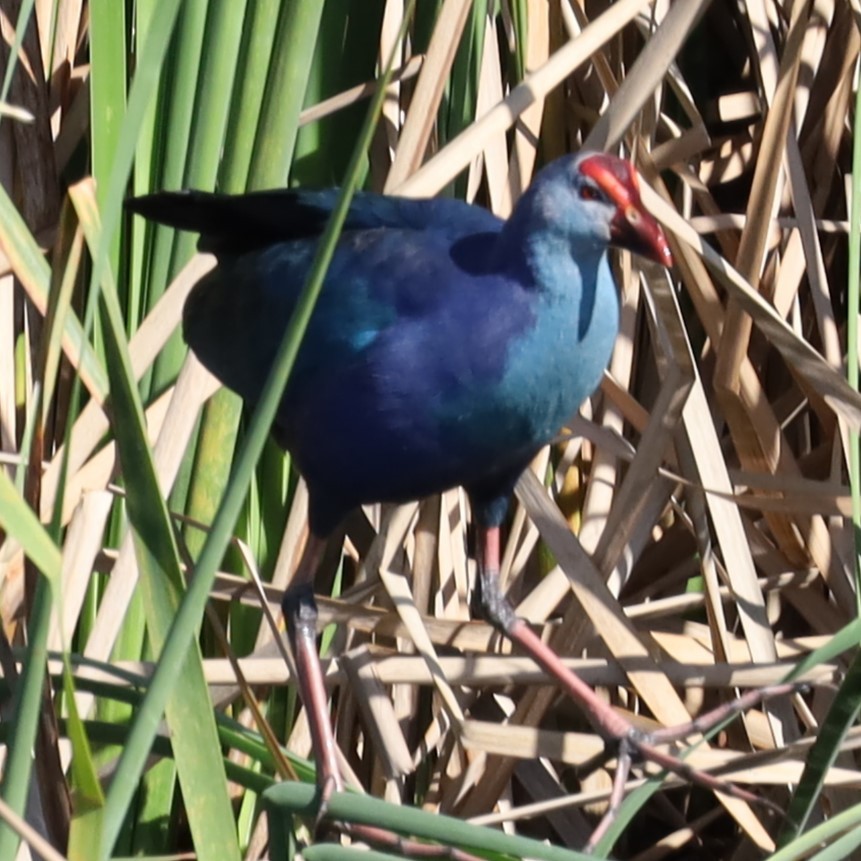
left=129, top=152, right=775, bottom=846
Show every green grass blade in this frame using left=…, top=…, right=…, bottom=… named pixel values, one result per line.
left=0, top=578, right=54, bottom=860
left=151, top=1, right=251, bottom=392
left=806, top=826, right=861, bottom=861
left=0, top=184, right=106, bottom=400
left=785, top=619, right=861, bottom=679
left=219, top=0, right=280, bottom=191
left=768, top=800, right=861, bottom=861
left=847, top=37, right=861, bottom=603
left=0, top=0, right=35, bottom=101
left=780, top=650, right=861, bottom=843
left=248, top=0, right=326, bottom=187
left=68, top=183, right=241, bottom=861
left=0, top=470, right=61, bottom=582
left=179, top=0, right=295, bottom=563
left=292, top=4, right=385, bottom=188
left=303, top=848, right=409, bottom=861
left=133, top=0, right=208, bottom=361
left=0, top=462, right=61, bottom=861
left=63, top=660, right=106, bottom=861
left=89, top=0, right=126, bottom=329
left=264, top=783, right=592, bottom=861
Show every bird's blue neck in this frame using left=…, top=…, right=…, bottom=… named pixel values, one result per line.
left=491, top=200, right=607, bottom=299
left=490, top=203, right=612, bottom=345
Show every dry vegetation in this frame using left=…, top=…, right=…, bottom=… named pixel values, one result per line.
left=0, top=1, right=859, bottom=859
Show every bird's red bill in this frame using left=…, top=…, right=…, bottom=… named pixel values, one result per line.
left=580, top=153, right=673, bottom=267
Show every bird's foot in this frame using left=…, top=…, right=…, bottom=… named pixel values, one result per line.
left=578, top=683, right=796, bottom=852
left=471, top=555, right=798, bottom=851
left=513, top=613, right=797, bottom=851
left=284, top=539, right=488, bottom=859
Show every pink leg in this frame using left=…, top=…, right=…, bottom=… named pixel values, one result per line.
left=283, top=534, right=342, bottom=807
left=283, top=535, right=490, bottom=860
left=473, top=524, right=790, bottom=849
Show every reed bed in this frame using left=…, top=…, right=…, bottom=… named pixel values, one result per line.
left=0, top=1, right=859, bottom=859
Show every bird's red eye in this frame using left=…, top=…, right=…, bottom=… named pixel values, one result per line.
left=579, top=184, right=602, bottom=202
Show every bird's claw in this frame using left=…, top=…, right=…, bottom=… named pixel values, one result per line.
left=572, top=683, right=805, bottom=850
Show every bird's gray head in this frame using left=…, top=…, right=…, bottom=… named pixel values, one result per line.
left=519, top=152, right=673, bottom=267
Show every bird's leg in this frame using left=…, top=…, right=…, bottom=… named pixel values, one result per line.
left=473, top=525, right=635, bottom=738
left=282, top=534, right=342, bottom=811
left=282, top=534, right=492, bottom=861
left=473, top=524, right=790, bottom=850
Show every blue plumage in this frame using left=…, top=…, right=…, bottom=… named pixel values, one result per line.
left=130, top=153, right=670, bottom=534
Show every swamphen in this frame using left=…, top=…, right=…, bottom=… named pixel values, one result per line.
left=129, top=152, right=771, bottom=846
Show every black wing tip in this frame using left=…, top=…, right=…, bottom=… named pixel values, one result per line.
left=124, top=189, right=223, bottom=232
left=125, top=187, right=333, bottom=252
